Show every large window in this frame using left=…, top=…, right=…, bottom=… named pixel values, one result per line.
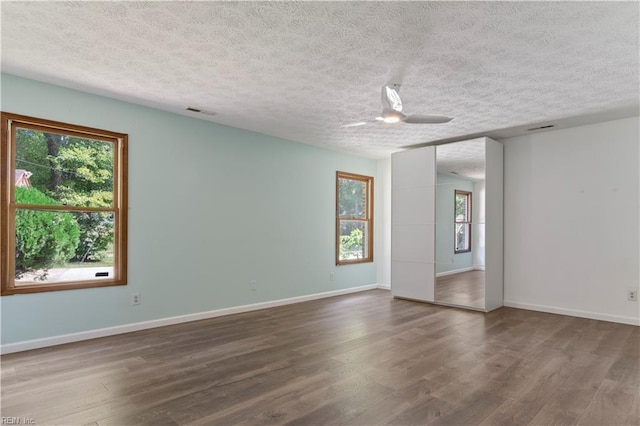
left=1, top=112, right=128, bottom=295
left=336, top=171, right=373, bottom=265
left=454, top=190, right=472, bottom=253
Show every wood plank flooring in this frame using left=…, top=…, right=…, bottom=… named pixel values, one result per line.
left=435, top=270, right=485, bottom=309
left=1, top=290, right=638, bottom=425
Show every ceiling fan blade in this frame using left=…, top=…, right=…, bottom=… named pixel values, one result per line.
left=381, top=85, right=403, bottom=112
left=403, top=115, right=453, bottom=124
left=341, top=121, right=370, bottom=128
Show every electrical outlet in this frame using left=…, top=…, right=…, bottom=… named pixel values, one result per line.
left=131, top=292, right=141, bottom=306
left=628, top=290, right=638, bottom=302
left=250, top=280, right=257, bottom=291
left=329, top=272, right=335, bottom=281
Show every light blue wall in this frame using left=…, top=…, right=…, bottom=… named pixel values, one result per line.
left=0, top=74, right=377, bottom=344
left=436, top=173, right=474, bottom=274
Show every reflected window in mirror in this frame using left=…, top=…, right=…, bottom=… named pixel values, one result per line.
left=454, top=190, right=472, bottom=253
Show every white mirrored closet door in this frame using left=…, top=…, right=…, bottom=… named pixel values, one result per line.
left=391, top=138, right=503, bottom=312
left=435, top=138, right=486, bottom=310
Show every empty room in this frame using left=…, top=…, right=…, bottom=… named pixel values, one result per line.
left=1, top=2, right=638, bottom=425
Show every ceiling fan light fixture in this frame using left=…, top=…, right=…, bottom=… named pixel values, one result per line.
left=381, top=109, right=405, bottom=124
left=344, top=84, right=455, bottom=129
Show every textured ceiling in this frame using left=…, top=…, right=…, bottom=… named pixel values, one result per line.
left=436, top=138, right=485, bottom=182
left=1, top=1, right=638, bottom=159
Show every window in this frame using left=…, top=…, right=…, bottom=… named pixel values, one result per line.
left=454, top=190, right=471, bottom=253
left=1, top=112, right=128, bottom=295
left=336, top=171, right=373, bottom=265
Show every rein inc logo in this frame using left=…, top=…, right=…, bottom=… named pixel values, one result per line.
left=1, top=418, right=35, bottom=425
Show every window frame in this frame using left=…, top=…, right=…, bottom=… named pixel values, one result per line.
left=336, top=171, right=374, bottom=265
left=1, top=112, right=128, bottom=295
left=454, top=189, right=472, bottom=254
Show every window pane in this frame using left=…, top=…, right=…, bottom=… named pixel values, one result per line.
left=14, top=208, right=115, bottom=285
left=15, top=128, right=114, bottom=208
left=455, top=193, right=468, bottom=221
left=339, top=220, right=369, bottom=261
left=455, top=223, right=470, bottom=252
left=338, top=178, right=366, bottom=218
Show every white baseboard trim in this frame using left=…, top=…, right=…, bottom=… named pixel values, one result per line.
left=1, top=284, right=379, bottom=354
left=473, top=265, right=486, bottom=271
left=503, top=300, right=640, bottom=326
left=377, top=284, right=391, bottom=290
left=436, top=267, right=474, bottom=278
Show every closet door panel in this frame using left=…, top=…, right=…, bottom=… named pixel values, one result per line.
left=391, top=146, right=436, bottom=302
left=391, top=261, right=435, bottom=301
left=391, top=225, right=435, bottom=263
left=392, top=186, right=436, bottom=225
left=485, top=138, right=504, bottom=311
left=392, top=149, right=434, bottom=189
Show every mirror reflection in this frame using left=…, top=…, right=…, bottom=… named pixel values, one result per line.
left=435, top=139, right=486, bottom=310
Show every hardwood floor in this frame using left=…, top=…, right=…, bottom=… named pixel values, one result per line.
left=1, top=290, right=638, bottom=425
left=435, top=270, right=485, bottom=309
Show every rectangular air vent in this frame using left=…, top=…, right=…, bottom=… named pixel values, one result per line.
left=527, top=124, right=555, bottom=131
left=186, top=107, right=216, bottom=116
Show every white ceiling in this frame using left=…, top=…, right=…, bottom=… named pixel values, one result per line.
left=437, top=138, right=485, bottom=182
left=1, top=2, right=638, bottom=159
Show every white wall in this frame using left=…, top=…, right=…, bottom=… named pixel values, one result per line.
left=376, top=158, right=391, bottom=287
left=1, top=74, right=379, bottom=347
left=472, top=180, right=486, bottom=269
left=502, top=117, right=640, bottom=325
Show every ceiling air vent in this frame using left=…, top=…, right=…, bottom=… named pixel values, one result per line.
left=186, top=107, right=216, bottom=116
left=527, top=124, right=555, bottom=131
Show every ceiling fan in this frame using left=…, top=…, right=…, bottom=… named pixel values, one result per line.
left=342, top=84, right=453, bottom=127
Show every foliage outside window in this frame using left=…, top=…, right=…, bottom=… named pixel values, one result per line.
left=1, top=112, right=128, bottom=295
left=336, top=171, right=373, bottom=265
left=454, top=190, right=472, bottom=253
